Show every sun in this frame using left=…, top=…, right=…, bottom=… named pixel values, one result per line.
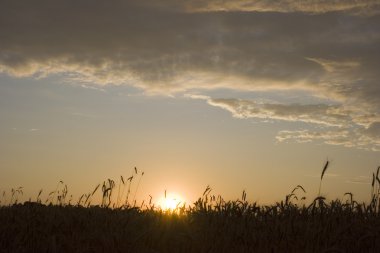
left=158, top=192, right=185, bottom=212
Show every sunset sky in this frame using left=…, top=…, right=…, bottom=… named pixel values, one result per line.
left=1, top=0, right=380, bottom=205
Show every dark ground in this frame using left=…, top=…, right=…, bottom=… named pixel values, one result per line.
left=1, top=199, right=380, bottom=253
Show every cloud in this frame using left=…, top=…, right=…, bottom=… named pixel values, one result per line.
left=276, top=129, right=353, bottom=146
left=276, top=127, right=380, bottom=151
left=361, top=122, right=380, bottom=138
left=206, top=98, right=352, bottom=127
left=305, top=173, right=339, bottom=178
left=150, top=0, right=380, bottom=16
left=184, top=94, right=211, bottom=100
left=185, top=94, right=380, bottom=150
left=1, top=1, right=379, bottom=99
left=345, top=176, right=371, bottom=184
left=306, top=58, right=360, bottom=74
left=1, top=0, right=379, bottom=150
left=80, top=84, right=106, bottom=92
left=187, top=0, right=380, bottom=15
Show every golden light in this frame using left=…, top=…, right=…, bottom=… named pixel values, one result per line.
left=158, top=192, right=185, bottom=212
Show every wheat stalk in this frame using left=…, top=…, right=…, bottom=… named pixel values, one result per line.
left=318, top=160, right=329, bottom=196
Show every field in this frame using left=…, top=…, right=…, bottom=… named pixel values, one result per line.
left=1, top=165, right=380, bottom=253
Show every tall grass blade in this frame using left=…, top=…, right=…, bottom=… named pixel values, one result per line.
left=318, top=160, right=329, bottom=196
left=321, top=160, right=329, bottom=180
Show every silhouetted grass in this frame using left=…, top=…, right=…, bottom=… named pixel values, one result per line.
left=1, top=165, right=380, bottom=252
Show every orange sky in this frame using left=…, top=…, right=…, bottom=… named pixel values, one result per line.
left=1, top=0, right=379, bottom=206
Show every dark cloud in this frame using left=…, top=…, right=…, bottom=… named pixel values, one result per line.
left=1, top=0, right=379, bottom=149
left=1, top=1, right=379, bottom=93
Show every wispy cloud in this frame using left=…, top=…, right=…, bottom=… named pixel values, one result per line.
left=276, top=128, right=380, bottom=151
left=80, top=84, right=106, bottom=92
left=141, top=0, right=380, bottom=15
left=186, top=94, right=380, bottom=150
left=207, top=98, right=352, bottom=127
left=69, top=112, right=98, bottom=119
left=305, top=173, right=340, bottom=178
left=346, top=175, right=371, bottom=184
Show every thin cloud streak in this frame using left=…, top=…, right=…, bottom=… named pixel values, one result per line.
left=207, top=98, right=351, bottom=127
left=277, top=128, right=380, bottom=151
left=140, top=0, right=380, bottom=15
left=346, top=175, right=371, bottom=184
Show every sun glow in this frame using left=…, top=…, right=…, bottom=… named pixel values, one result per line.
left=158, top=192, right=185, bottom=211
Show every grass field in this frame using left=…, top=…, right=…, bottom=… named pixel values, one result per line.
left=1, top=164, right=380, bottom=252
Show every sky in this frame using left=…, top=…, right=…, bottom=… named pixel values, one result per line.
left=1, top=0, right=380, bottom=206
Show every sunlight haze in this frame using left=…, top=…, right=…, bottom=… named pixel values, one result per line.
left=1, top=0, right=380, bottom=206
